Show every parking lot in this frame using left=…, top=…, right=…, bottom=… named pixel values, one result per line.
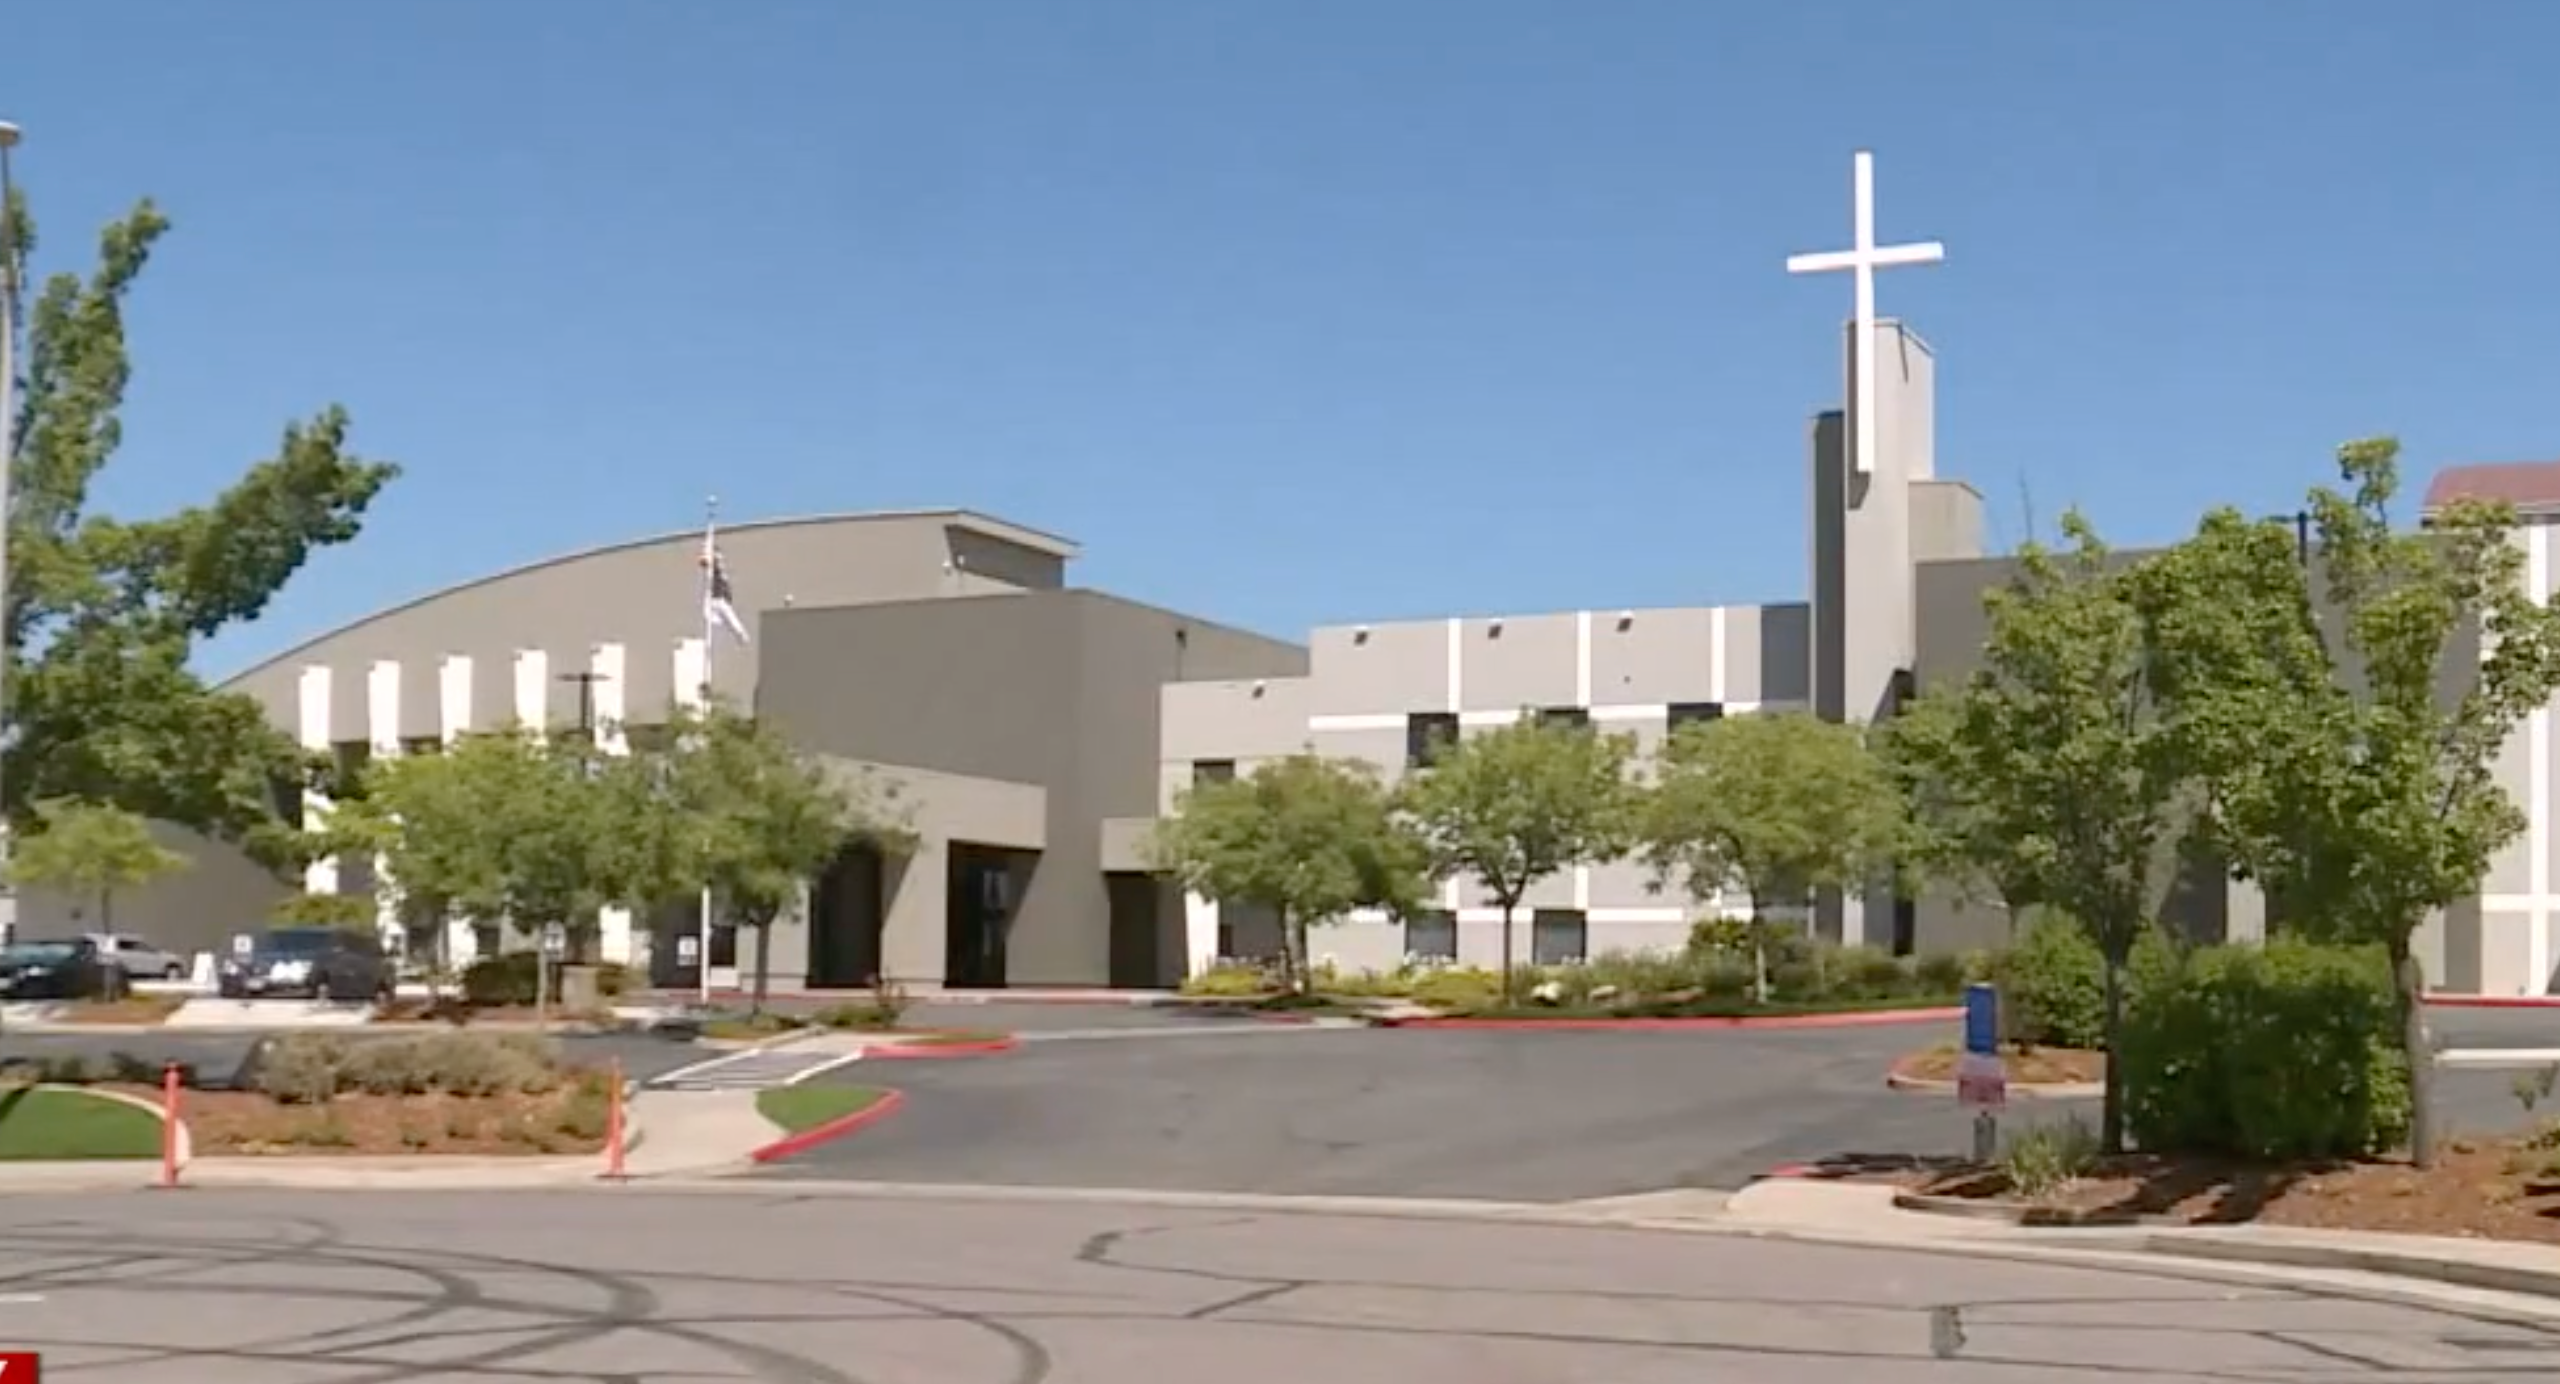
left=759, top=1005, right=2560, bottom=1201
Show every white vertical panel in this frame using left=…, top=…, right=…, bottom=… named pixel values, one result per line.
left=1185, top=892, right=1220, bottom=977
left=297, top=665, right=338, bottom=894
left=366, top=661, right=404, bottom=945
left=673, top=637, right=709, bottom=712
left=438, top=654, right=474, bottom=745
left=591, top=642, right=634, bottom=964
left=513, top=648, right=548, bottom=731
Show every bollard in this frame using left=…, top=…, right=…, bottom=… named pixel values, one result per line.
left=602, top=1058, right=628, bottom=1181
left=158, top=1062, right=182, bottom=1190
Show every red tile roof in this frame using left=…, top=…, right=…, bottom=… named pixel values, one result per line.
left=2423, top=460, right=2560, bottom=514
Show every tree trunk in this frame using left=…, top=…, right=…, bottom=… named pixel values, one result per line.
left=751, top=920, right=772, bottom=1016
left=1289, top=914, right=1312, bottom=995
left=2099, top=938, right=2128, bottom=1154
left=99, top=888, right=113, bottom=933
left=1748, top=898, right=1769, bottom=1005
left=1276, top=906, right=1299, bottom=994
left=1499, top=900, right=1518, bottom=1005
left=2392, top=935, right=2435, bottom=1167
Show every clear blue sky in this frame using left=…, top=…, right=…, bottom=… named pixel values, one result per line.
left=9, top=1, right=2558, bottom=676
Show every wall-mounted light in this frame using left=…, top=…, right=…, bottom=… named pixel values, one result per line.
left=1251, top=681, right=1267, bottom=698
left=1615, top=611, right=1635, bottom=631
left=1487, top=620, right=1504, bottom=638
left=1352, top=626, right=1371, bottom=645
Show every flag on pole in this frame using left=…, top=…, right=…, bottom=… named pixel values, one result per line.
left=699, top=520, right=751, bottom=645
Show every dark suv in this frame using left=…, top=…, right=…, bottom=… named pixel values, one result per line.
left=0, top=937, right=124, bottom=1001
left=216, top=927, right=393, bottom=1003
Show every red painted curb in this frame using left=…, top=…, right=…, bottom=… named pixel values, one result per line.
left=748, top=1088, right=907, bottom=1163
left=1755, top=1163, right=1820, bottom=1180
left=2426, top=994, right=2560, bottom=1008
left=862, top=1034, right=1022, bottom=1059
left=1374, top=1006, right=1964, bottom=1032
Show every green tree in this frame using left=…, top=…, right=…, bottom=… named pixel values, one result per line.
left=329, top=728, right=652, bottom=961
left=1398, top=715, right=1636, bottom=1002
left=2170, top=440, right=2560, bottom=1165
left=650, top=702, right=912, bottom=1011
left=1639, top=712, right=1905, bottom=1001
left=1877, top=691, right=2050, bottom=930
left=1892, top=516, right=2185, bottom=1153
left=1148, top=752, right=1426, bottom=993
left=6, top=797, right=190, bottom=931
left=3, top=194, right=395, bottom=864
left=269, top=888, right=380, bottom=932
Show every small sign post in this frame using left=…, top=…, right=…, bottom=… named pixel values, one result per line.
left=1958, top=982, right=2006, bottom=1162
left=537, top=923, right=566, bottom=1029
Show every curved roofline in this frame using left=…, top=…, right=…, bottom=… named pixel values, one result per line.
left=218, top=508, right=1082, bottom=690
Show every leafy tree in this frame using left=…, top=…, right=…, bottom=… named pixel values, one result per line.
left=1149, top=752, right=1426, bottom=993
left=269, top=888, right=379, bottom=932
left=650, top=702, right=912, bottom=1011
left=1893, top=516, right=2185, bottom=1153
left=1639, top=712, right=1904, bottom=1001
left=1877, top=692, right=2050, bottom=928
left=6, top=797, right=190, bottom=930
left=2169, top=440, right=2560, bottom=1165
left=328, top=728, right=652, bottom=962
left=1398, top=716, right=1637, bottom=1002
left=3, top=194, right=395, bottom=865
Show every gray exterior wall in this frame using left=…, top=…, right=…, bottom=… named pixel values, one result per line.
left=756, top=587, right=1306, bottom=988
left=1157, top=603, right=1811, bottom=974
left=17, top=511, right=1085, bottom=967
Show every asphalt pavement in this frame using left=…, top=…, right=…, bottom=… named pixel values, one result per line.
left=3, top=1185, right=2555, bottom=1381
left=765, top=1017, right=2560, bottom=1201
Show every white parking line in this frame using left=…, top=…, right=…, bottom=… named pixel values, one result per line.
left=779, top=1052, right=866, bottom=1086
left=649, top=1048, right=775, bottom=1087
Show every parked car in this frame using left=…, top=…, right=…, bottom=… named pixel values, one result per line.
left=86, top=932, right=189, bottom=980
left=0, top=937, right=124, bottom=1001
left=216, top=927, right=393, bottom=1004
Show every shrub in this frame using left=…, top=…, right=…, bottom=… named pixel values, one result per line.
left=1408, top=965, right=1502, bottom=1010
left=2001, top=1113, right=2100, bottom=1197
left=415, top=1032, right=551, bottom=1097
left=2117, top=938, right=2409, bottom=1162
left=813, top=1002, right=901, bottom=1031
left=1993, top=912, right=2106, bottom=1049
left=1179, top=961, right=1271, bottom=998
left=1575, top=950, right=1700, bottom=1001
left=1913, top=951, right=1971, bottom=996
left=458, top=952, right=631, bottom=1007
left=254, top=1035, right=349, bottom=1105
left=341, top=1039, right=436, bottom=1096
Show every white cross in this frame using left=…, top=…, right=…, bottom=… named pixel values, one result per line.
left=1786, top=150, right=1944, bottom=477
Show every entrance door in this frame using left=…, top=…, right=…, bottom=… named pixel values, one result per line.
left=945, top=847, right=1013, bottom=988
left=808, top=843, right=885, bottom=988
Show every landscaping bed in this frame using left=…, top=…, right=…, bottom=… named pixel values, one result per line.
left=17, top=1032, right=613, bottom=1158
left=756, top=1085, right=890, bottom=1133
left=47, top=995, right=187, bottom=1026
left=1886, top=1128, right=2560, bottom=1245
left=1891, top=1043, right=2106, bottom=1087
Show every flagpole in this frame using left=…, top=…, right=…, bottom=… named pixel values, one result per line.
left=696, top=494, right=717, bottom=1008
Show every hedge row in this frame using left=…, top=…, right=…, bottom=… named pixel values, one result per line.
left=459, top=954, right=634, bottom=1007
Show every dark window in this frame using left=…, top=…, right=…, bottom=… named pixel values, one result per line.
left=1537, top=707, right=1590, bottom=731
left=1192, top=759, right=1236, bottom=786
left=1531, top=909, right=1588, bottom=965
left=1404, top=910, right=1457, bottom=962
left=399, top=736, right=443, bottom=758
left=1406, top=712, right=1459, bottom=767
left=1667, top=701, right=1725, bottom=729
left=1216, top=919, right=1237, bottom=959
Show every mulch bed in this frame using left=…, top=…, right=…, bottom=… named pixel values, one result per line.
left=372, top=1001, right=617, bottom=1027
left=50, top=997, right=187, bottom=1026
left=1885, top=1133, right=2560, bottom=1245
left=1893, top=1044, right=2107, bottom=1086
left=115, top=1083, right=609, bottom=1158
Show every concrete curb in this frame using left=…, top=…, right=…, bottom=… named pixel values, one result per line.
left=1883, top=1070, right=2105, bottom=1099
left=748, top=1089, right=908, bottom=1162
left=1373, top=1006, right=1964, bottom=1032
left=2138, top=1232, right=2560, bottom=1301
left=2426, top=993, right=2560, bottom=1009
left=1889, top=1188, right=2151, bottom=1227
left=860, top=1034, right=1020, bottom=1060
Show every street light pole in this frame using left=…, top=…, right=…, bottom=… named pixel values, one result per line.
left=0, top=120, right=23, bottom=945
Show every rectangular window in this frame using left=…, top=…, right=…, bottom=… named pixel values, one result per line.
left=1537, top=707, right=1590, bottom=731
left=1531, top=909, right=1588, bottom=965
left=399, top=736, right=443, bottom=758
left=1404, top=910, right=1457, bottom=963
left=1406, top=712, right=1459, bottom=767
left=1192, top=759, right=1236, bottom=786
left=1667, top=701, right=1725, bottom=729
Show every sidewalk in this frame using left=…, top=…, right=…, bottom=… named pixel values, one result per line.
left=0, top=1083, right=786, bottom=1194
left=1699, top=1177, right=2560, bottom=1305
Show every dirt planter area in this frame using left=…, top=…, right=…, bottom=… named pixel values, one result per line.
left=1875, top=1129, right=2560, bottom=1245
left=1888, top=1044, right=2107, bottom=1092
left=100, top=1032, right=613, bottom=1159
